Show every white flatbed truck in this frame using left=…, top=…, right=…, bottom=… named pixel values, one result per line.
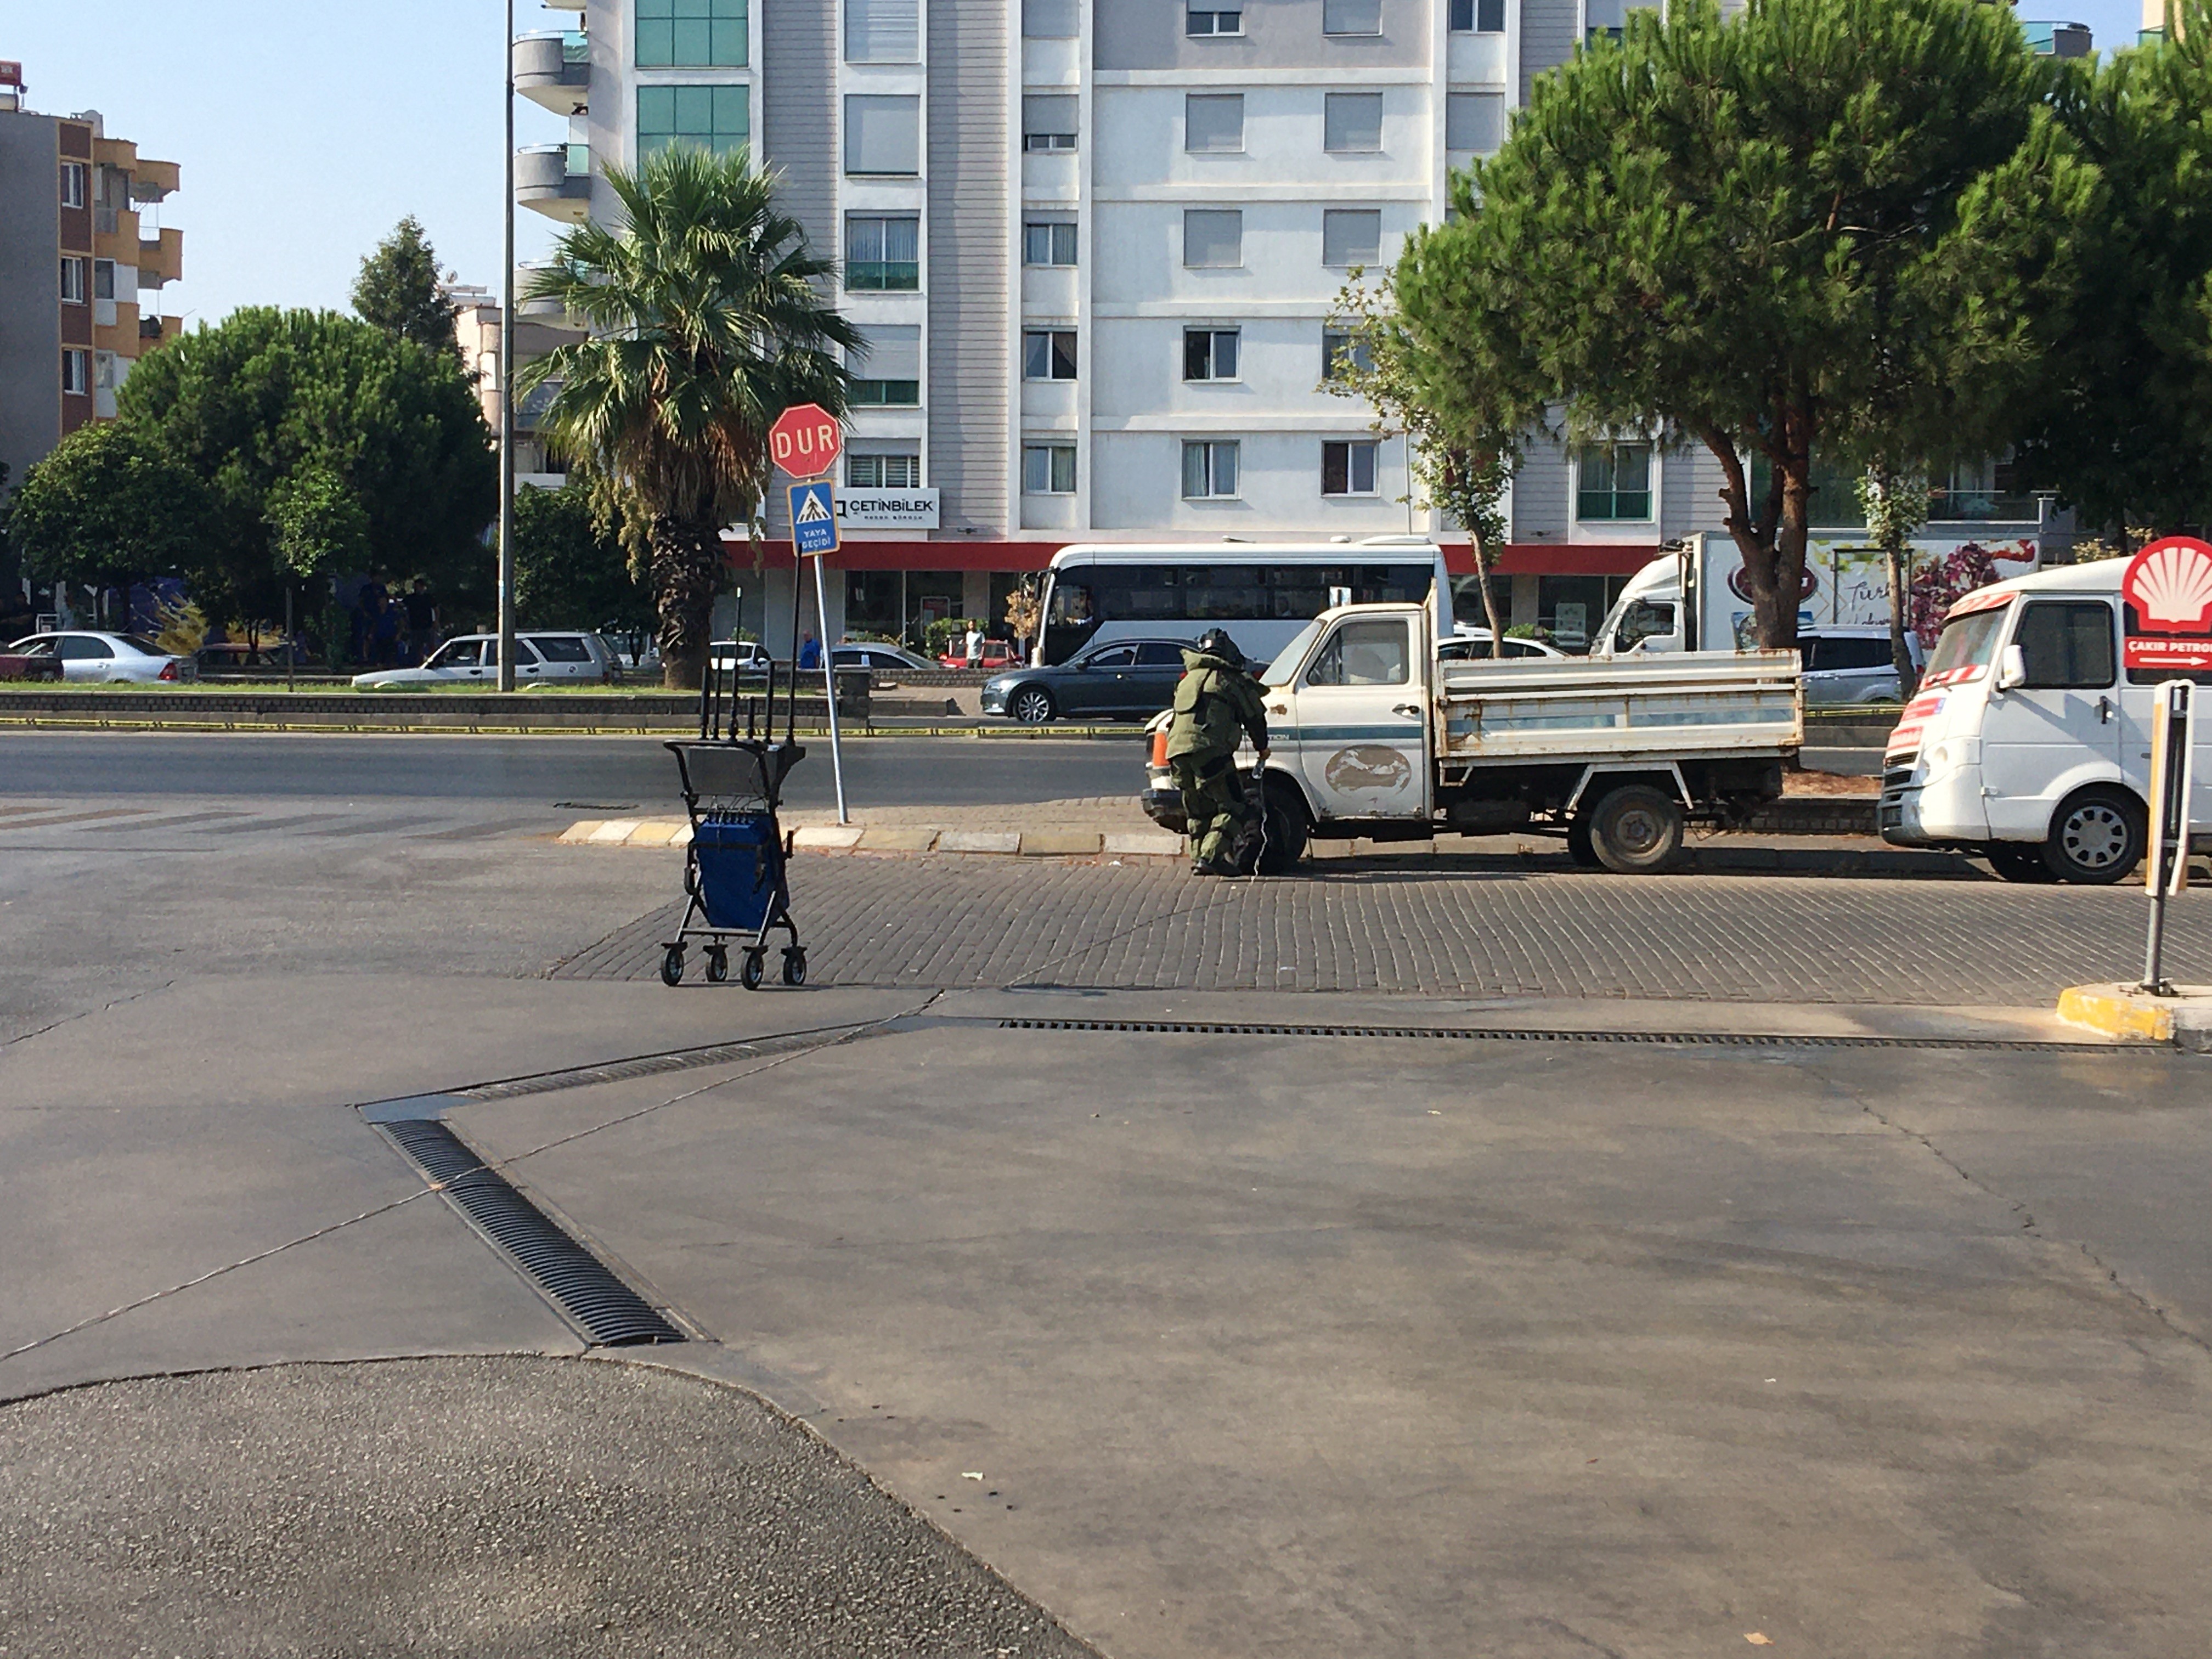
left=1143, top=601, right=1802, bottom=872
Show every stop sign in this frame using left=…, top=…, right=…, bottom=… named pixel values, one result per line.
left=769, top=403, right=842, bottom=479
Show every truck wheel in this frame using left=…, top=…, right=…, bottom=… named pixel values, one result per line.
left=1565, top=816, right=1600, bottom=867
left=2040, top=787, right=2145, bottom=885
left=1587, top=785, right=1686, bottom=873
left=1984, top=847, right=2054, bottom=884
left=1256, top=783, right=1311, bottom=875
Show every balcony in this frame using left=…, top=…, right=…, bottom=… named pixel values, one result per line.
left=846, top=260, right=920, bottom=292
left=516, top=143, right=590, bottom=222
left=131, top=157, right=180, bottom=201
left=514, top=30, right=589, bottom=114
left=137, top=227, right=182, bottom=288
left=2022, top=20, right=2092, bottom=57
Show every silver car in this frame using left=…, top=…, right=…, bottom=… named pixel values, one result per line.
left=7, top=631, right=196, bottom=683
left=1799, top=627, right=1926, bottom=706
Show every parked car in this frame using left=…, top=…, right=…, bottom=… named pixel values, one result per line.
left=1439, top=629, right=1568, bottom=663
left=1800, top=627, right=1925, bottom=706
left=982, top=637, right=1192, bottom=724
left=831, top=643, right=938, bottom=675
left=6, top=631, right=196, bottom=684
left=709, top=640, right=772, bottom=672
left=938, top=640, right=1022, bottom=670
left=351, top=631, right=619, bottom=687
left=0, top=648, right=64, bottom=682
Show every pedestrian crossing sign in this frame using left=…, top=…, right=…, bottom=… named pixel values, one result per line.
left=789, top=480, right=839, bottom=556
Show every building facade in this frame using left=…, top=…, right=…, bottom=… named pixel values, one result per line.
left=0, top=66, right=182, bottom=495
left=516, top=2, right=2059, bottom=652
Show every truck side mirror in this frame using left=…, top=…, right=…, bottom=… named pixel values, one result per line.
left=1995, top=644, right=2027, bottom=691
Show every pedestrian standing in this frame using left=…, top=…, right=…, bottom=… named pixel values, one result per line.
left=402, top=578, right=438, bottom=662
left=964, top=624, right=984, bottom=667
left=798, top=631, right=821, bottom=672
left=1166, top=628, right=1271, bottom=877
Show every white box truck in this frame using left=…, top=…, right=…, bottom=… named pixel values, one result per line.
left=1143, top=602, right=1802, bottom=872
left=1880, top=560, right=2212, bottom=883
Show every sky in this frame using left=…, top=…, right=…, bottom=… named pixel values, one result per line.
left=5, top=0, right=2150, bottom=327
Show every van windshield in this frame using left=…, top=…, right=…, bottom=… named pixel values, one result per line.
left=1923, top=603, right=2011, bottom=685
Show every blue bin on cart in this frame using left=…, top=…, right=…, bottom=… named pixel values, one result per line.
left=692, top=811, right=784, bottom=933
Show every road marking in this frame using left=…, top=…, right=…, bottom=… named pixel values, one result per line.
left=193, top=813, right=345, bottom=835
left=0, top=807, right=159, bottom=829
left=80, top=810, right=252, bottom=831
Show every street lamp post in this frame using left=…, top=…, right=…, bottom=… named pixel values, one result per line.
left=496, top=0, right=518, bottom=692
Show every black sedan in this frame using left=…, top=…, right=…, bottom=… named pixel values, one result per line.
left=981, top=638, right=1192, bottom=724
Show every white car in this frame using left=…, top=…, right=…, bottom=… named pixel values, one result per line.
left=352, top=631, right=619, bottom=688
left=7, top=631, right=196, bottom=683
left=708, top=640, right=772, bottom=672
left=1439, top=628, right=1567, bottom=662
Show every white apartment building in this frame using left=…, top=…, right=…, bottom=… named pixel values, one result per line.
left=516, top=0, right=2061, bottom=650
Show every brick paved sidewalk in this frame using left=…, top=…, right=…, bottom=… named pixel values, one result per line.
left=552, top=856, right=2211, bottom=1006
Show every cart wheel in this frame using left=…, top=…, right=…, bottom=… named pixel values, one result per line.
left=782, top=947, right=808, bottom=987
left=705, top=946, right=730, bottom=984
left=741, top=949, right=768, bottom=991
left=659, top=946, right=685, bottom=987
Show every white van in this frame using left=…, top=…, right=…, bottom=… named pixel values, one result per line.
left=1880, top=562, right=2208, bottom=883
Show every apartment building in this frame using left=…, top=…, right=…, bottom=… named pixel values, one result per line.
left=0, top=65, right=182, bottom=494
left=516, top=2, right=2060, bottom=650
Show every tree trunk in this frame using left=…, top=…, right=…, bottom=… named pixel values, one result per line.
left=1468, top=525, right=1506, bottom=648
left=1886, top=540, right=1916, bottom=698
left=650, top=515, right=721, bottom=689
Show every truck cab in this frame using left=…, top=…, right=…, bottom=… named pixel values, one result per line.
left=1881, top=562, right=2211, bottom=883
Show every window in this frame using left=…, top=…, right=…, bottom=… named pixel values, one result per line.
left=1184, top=329, right=1240, bottom=381
left=533, top=635, right=595, bottom=663
left=1322, top=208, right=1381, bottom=267
left=1307, top=619, right=1410, bottom=685
left=846, top=0, right=919, bottom=60
left=1449, top=0, right=1506, bottom=29
left=94, top=259, right=117, bottom=301
left=1322, top=329, right=1373, bottom=380
left=636, top=0, right=748, bottom=67
left=1185, top=93, right=1245, bottom=153
left=1446, top=91, right=1504, bottom=154
left=1323, top=0, right=1383, bottom=33
left=57, top=634, right=115, bottom=662
left=1023, top=0, right=1079, bottom=36
left=1181, top=441, right=1240, bottom=498
left=639, top=84, right=751, bottom=156
left=1575, top=442, right=1653, bottom=520
left=1804, top=636, right=1895, bottom=672
left=1322, top=440, right=1378, bottom=496
left=1324, top=92, right=1383, bottom=153
left=1023, top=95, right=1078, bottom=151
left=1585, top=0, right=1623, bottom=39
left=59, top=257, right=86, bottom=304
left=847, top=94, right=922, bottom=173
left=1186, top=6, right=1243, bottom=34
left=1024, top=222, right=1078, bottom=265
left=94, top=351, right=117, bottom=391
left=848, top=324, right=921, bottom=405
left=850, top=451, right=922, bottom=488
left=59, top=162, right=85, bottom=208
left=1183, top=208, right=1243, bottom=268
left=61, top=349, right=89, bottom=396
left=1024, top=329, right=1079, bottom=380
left=428, top=639, right=482, bottom=669
left=845, top=215, right=919, bottom=290
left=2016, top=601, right=2115, bottom=689
left=1023, top=444, right=1077, bottom=494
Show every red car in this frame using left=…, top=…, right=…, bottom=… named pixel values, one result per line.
left=939, top=641, right=1022, bottom=670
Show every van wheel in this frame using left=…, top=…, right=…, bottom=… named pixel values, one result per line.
left=1587, top=785, right=1687, bottom=873
left=2041, top=787, right=2145, bottom=885
left=1565, top=815, right=1601, bottom=867
left=1255, top=781, right=1311, bottom=875
left=1985, top=847, right=2055, bottom=884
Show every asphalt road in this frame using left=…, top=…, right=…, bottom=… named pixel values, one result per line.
left=0, top=731, right=1144, bottom=811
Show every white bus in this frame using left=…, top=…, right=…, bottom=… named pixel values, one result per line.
left=1036, top=537, right=1454, bottom=666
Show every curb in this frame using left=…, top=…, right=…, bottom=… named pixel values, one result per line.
left=556, top=817, right=1188, bottom=861
left=2056, top=983, right=2212, bottom=1050
left=0, top=715, right=1146, bottom=739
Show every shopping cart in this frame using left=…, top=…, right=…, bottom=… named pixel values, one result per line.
left=658, top=661, right=809, bottom=990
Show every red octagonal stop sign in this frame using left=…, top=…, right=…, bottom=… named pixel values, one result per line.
left=769, top=403, right=842, bottom=480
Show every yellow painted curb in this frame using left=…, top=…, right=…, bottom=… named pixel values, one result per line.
left=2056, top=984, right=2176, bottom=1043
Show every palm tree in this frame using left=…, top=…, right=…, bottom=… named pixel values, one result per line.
left=518, top=146, right=859, bottom=688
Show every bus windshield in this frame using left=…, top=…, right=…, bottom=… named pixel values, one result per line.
left=1922, top=602, right=2011, bottom=686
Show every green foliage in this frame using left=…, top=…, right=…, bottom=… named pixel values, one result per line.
left=510, top=482, right=652, bottom=631
left=2013, top=19, right=2212, bottom=535
left=9, top=423, right=212, bottom=589
left=519, top=145, right=860, bottom=687
left=352, top=216, right=461, bottom=358
left=117, top=307, right=496, bottom=624
left=1392, top=0, right=2091, bottom=647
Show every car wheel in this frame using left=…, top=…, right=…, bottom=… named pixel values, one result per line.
left=1985, top=847, right=2055, bottom=884
left=2040, top=787, right=2145, bottom=885
left=1586, top=784, right=1687, bottom=873
left=1009, top=686, right=1055, bottom=724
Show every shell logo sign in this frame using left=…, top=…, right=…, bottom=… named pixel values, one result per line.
left=2123, top=536, right=2212, bottom=673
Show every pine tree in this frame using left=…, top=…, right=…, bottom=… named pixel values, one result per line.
left=352, top=216, right=460, bottom=357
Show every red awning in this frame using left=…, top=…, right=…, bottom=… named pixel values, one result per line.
left=726, top=538, right=1663, bottom=577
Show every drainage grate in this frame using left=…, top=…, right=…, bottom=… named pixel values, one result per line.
left=379, top=1119, right=684, bottom=1346
left=993, top=1017, right=2126, bottom=1054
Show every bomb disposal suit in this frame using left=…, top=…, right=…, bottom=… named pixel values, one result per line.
left=1165, top=630, right=1271, bottom=875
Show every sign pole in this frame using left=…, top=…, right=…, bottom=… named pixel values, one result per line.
left=2141, top=679, right=2194, bottom=996
left=768, top=403, right=849, bottom=818
left=810, top=551, right=849, bottom=824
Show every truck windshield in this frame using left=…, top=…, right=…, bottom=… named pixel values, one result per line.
left=1261, top=620, right=1323, bottom=687
left=1922, top=603, right=2011, bottom=685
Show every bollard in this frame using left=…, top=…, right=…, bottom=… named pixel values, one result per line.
left=2140, top=679, right=2195, bottom=996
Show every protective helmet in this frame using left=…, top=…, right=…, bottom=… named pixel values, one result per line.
left=1195, top=628, right=1245, bottom=663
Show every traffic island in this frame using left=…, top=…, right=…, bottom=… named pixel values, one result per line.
left=2056, top=983, right=2212, bottom=1051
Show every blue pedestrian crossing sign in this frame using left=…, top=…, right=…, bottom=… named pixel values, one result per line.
left=789, top=479, right=839, bottom=556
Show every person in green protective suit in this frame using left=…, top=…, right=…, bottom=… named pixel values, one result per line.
left=1166, top=628, right=1272, bottom=876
